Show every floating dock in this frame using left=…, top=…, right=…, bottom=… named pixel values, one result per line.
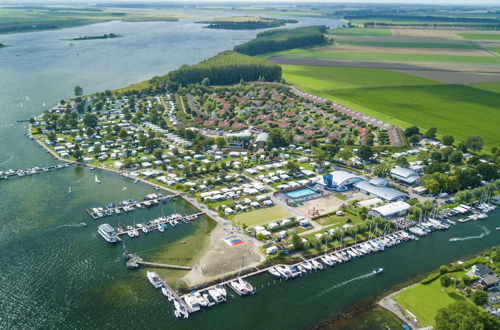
left=126, top=254, right=191, bottom=270
left=116, top=212, right=205, bottom=238
left=0, top=163, right=71, bottom=180
left=85, top=193, right=181, bottom=220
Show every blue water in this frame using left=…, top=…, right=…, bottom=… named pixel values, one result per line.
left=286, top=187, right=317, bottom=198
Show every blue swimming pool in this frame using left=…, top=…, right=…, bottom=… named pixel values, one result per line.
left=285, top=187, right=317, bottom=199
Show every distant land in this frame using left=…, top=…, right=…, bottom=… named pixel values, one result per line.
left=200, top=16, right=298, bottom=30
left=0, top=6, right=187, bottom=35
left=63, top=33, right=122, bottom=41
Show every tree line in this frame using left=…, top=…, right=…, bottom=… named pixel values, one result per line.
left=151, top=51, right=282, bottom=88
left=233, top=25, right=328, bottom=56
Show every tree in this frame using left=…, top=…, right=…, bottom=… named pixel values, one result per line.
left=48, top=132, right=57, bottom=142
left=442, top=135, right=454, bottom=146
left=404, top=125, right=419, bottom=137
left=449, top=150, right=463, bottom=165
left=439, top=265, right=448, bottom=275
left=465, top=136, right=483, bottom=153
left=83, top=113, right=98, bottom=128
left=373, top=163, right=391, bottom=178
left=396, top=156, right=409, bottom=168
left=338, top=149, right=353, bottom=162
left=285, top=162, right=300, bottom=175
left=435, top=301, right=500, bottom=330
left=74, top=85, right=83, bottom=96
left=356, top=146, right=373, bottom=161
left=201, top=77, right=211, bottom=87
left=476, top=163, right=499, bottom=181
left=291, top=233, right=304, bottom=251
left=268, top=128, right=290, bottom=149
left=425, top=127, right=437, bottom=139
left=440, top=275, right=452, bottom=287
left=456, top=169, right=481, bottom=189
left=471, top=290, right=488, bottom=306
left=425, top=178, right=441, bottom=194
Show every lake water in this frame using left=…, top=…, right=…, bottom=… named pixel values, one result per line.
left=0, top=12, right=498, bottom=329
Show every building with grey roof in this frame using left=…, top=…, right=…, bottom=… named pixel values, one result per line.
left=390, top=166, right=420, bottom=185
left=354, top=180, right=408, bottom=202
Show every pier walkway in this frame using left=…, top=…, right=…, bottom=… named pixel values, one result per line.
left=86, top=193, right=180, bottom=220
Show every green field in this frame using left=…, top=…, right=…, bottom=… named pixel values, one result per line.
left=284, top=49, right=500, bottom=64
left=469, top=82, right=500, bottom=93
left=281, top=64, right=438, bottom=89
left=394, top=279, right=467, bottom=327
left=459, top=33, right=500, bottom=40
left=234, top=205, right=292, bottom=227
left=339, top=40, right=481, bottom=49
left=281, top=65, right=500, bottom=149
left=329, top=28, right=392, bottom=36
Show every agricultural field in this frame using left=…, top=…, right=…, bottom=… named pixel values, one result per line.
left=266, top=26, right=500, bottom=149
left=329, top=28, right=392, bottom=36
left=279, top=64, right=500, bottom=149
left=233, top=205, right=292, bottom=227
left=458, top=33, right=500, bottom=40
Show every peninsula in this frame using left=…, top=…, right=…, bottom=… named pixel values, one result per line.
left=64, top=33, right=122, bottom=41
left=200, top=16, right=298, bottom=30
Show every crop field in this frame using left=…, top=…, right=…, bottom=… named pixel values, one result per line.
left=280, top=49, right=500, bottom=65
left=233, top=205, right=292, bottom=227
left=329, top=28, right=392, bottom=36
left=281, top=64, right=438, bottom=89
left=458, top=33, right=500, bottom=40
left=281, top=64, right=500, bottom=149
left=469, top=82, right=500, bottom=94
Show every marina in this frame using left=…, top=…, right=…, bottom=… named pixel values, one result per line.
left=85, top=193, right=181, bottom=219
left=0, top=163, right=71, bottom=180
left=149, top=201, right=497, bottom=320
left=97, top=211, right=205, bottom=242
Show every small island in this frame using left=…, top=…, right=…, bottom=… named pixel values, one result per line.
left=64, top=33, right=122, bottom=41
left=200, top=16, right=298, bottom=30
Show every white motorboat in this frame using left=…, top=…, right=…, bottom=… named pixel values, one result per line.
left=94, top=174, right=101, bottom=184
left=214, top=284, right=227, bottom=299
left=203, top=293, right=216, bottom=307
left=161, top=287, right=174, bottom=301
left=146, top=271, right=163, bottom=289
left=183, top=295, right=201, bottom=312
left=373, top=268, right=384, bottom=275
left=449, top=237, right=460, bottom=242
left=301, top=261, right=313, bottom=271
left=174, top=299, right=190, bottom=318
left=192, top=291, right=209, bottom=307
left=208, top=289, right=225, bottom=303
left=97, top=223, right=120, bottom=243
left=268, top=267, right=281, bottom=278
left=275, top=266, right=291, bottom=279
left=158, top=224, right=164, bottom=232
left=311, top=259, right=323, bottom=270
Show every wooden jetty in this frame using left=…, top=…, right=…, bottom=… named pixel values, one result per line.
left=126, top=254, right=191, bottom=270
left=116, top=212, right=205, bottom=238
left=158, top=277, right=194, bottom=313
left=0, top=163, right=71, bottom=180
left=85, top=193, right=181, bottom=220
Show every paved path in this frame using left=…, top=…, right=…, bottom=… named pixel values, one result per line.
left=378, top=284, right=421, bottom=330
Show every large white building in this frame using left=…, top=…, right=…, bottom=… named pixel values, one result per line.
left=390, top=166, right=420, bottom=185
left=369, top=201, right=411, bottom=218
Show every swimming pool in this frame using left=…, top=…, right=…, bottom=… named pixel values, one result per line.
left=285, top=187, right=317, bottom=199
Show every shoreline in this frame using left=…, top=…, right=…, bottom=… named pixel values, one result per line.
left=378, top=283, right=422, bottom=330
left=28, top=123, right=268, bottom=289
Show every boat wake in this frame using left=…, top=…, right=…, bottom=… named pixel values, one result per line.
left=0, top=154, right=14, bottom=165
left=54, top=223, right=87, bottom=229
left=453, top=225, right=490, bottom=242
left=310, top=271, right=376, bottom=300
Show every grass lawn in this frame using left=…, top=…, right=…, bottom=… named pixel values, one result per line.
left=394, top=279, right=467, bottom=327
left=338, top=40, right=481, bottom=49
left=281, top=65, right=500, bottom=149
left=284, top=49, right=500, bottom=64
left=234, top=205, right=292, bottom=227
left=329, top=28, right=392, bottom=36
left=112, top=80, right=152, bottom=94
left=458, top=33, right=500, bottom=40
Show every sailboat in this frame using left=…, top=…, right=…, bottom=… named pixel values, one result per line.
left=95, top=174, right=101, bottom=184
left=42, top=101, right=46, bottom=107
left=68, top=186, right=72, bottom=194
